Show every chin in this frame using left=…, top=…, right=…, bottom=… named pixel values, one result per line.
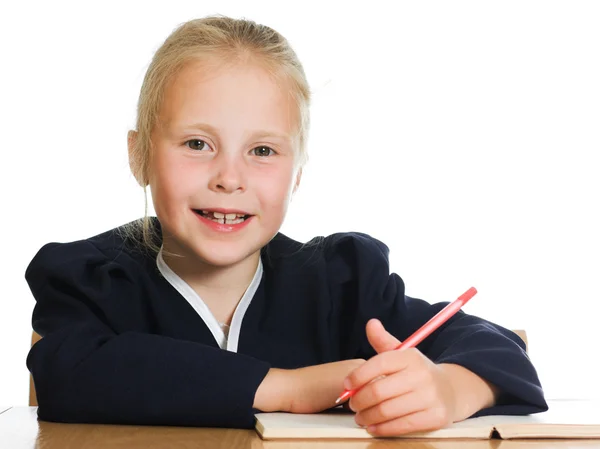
left=194, top=241, right=261, bottom=268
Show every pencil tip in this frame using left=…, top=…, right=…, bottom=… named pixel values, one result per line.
left=335, top=397, right=341, bottom=404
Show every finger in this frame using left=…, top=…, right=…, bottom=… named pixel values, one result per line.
left=349, top=370, right=418, bottom=412
left=355, top=390, right=426, bottom=427
left=366, top=407, right=452, bottom=437
left=366, top=318, right=401, bottom=354
left=345, top=348, right=418, bottom=391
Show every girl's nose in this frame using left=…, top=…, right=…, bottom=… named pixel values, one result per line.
left=208, top=155, right=245, bottom=193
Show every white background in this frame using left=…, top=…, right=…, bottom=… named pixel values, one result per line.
left=1, top=1, right=598, bottom=407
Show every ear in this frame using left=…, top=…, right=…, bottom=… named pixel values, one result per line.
left=127, top=130, right=144, bottom=186
left=292, top=168, right=302, bottom=194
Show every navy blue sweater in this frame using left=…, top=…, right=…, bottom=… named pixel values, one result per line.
left=25, top=217, right=547, bottom=428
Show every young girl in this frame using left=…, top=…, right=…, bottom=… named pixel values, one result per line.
left=25, top=15, right=547, bottom=436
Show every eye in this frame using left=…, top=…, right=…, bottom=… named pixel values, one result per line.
left=252, top=146, right=275, bottom=157
left=185, top=139, right=211, bottom=151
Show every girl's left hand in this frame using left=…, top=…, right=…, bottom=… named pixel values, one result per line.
left=344, top=319, right=460, bottom=437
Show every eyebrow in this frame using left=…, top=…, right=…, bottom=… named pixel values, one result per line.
left=175, top=122, right=293, bottom=142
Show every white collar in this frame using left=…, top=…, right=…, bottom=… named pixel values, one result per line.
left=156, top=248, right=263, bottom=352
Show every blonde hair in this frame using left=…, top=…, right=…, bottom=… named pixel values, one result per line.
left=120, top=15, right=311, bottom=255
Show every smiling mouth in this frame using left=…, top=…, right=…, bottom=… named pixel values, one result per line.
left=193, top=209, right=252, bottom=225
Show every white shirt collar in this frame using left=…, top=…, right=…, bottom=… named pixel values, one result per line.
left=156, top=248, right=263, bottom=352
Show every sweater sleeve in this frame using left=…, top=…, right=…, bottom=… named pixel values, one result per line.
left=326, top=232, right=548, bottom=417
left=25, top=241, right=271, bottom=428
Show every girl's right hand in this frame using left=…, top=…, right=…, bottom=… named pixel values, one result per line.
left=254, top=359, right=366, bottom=414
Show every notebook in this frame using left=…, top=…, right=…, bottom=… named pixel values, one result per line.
left=255, top=400, right=600, bottom=440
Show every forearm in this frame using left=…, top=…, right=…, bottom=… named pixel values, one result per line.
left=438, top=363, right=499, bottom=421
left=30, top=329, right=270, bottom=428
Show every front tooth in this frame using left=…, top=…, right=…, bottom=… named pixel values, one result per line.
left=225, top=213, right=237, bottom=220
left=213, top=212, right=225, bottom=219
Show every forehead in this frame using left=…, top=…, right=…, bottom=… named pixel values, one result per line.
left=159, top=59, right=298, bottom=136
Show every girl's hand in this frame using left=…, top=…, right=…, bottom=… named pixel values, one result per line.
left=345, top=319, right=496, bottom=437
left=254, top=359, right=365, bottom=414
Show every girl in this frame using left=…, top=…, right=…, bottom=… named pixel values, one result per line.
left=25, top=15, right=547, bottom=436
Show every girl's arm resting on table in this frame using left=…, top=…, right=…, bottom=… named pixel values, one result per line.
left=30, top=322, right=360, bottom=427
left=28, top=326, right=271, bottom=428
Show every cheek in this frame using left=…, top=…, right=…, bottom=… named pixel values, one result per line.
left=257, top=167, right=296, bottom=211
left=149, top=157, right=203, bottom=221
left=153, top=157, right=201, bottom=200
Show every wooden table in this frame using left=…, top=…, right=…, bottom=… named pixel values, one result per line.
left=1, top=407, right=599, bottom=449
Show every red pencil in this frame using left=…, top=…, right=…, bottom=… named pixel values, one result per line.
left=335, top=287, right=478, bottom=404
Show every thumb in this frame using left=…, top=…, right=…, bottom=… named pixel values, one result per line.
left=366, top=318, right=402, bottom=354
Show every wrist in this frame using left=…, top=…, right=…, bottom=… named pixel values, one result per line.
left=253, top=368, right=293, bottom=412
left=438, top=363, right=499, bottom=421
